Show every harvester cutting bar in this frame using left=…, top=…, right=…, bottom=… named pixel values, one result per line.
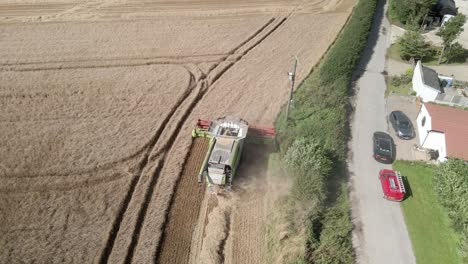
left=248, top=126, right=276, bottom=137
left=196, top=119, right=211, bottom=129
left=246, top=126, right=276, bottom=147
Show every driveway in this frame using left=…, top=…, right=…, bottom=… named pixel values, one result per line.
left=455, top=0, right=468, bottom=46
left=385, top=94, right=420, bottom=161
left=349, top=1, right=416, bottom=263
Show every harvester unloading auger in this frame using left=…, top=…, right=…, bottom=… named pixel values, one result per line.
left=192, top=116, right=276, bottom=194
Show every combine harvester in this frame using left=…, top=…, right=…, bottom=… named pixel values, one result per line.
left=192, top=116, right=276, bottom=194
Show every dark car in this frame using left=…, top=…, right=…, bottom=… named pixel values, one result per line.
left=373, top=132, right=394, bottom=163
left=389, top=111, right=414, bottom=140
left=430, top=0, right=457, bottom=17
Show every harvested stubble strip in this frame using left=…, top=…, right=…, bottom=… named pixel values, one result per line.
left=156, top=137, right=208, bottom=264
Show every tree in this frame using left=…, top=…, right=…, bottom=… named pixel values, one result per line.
left=434, top=159, right=468, bottom=258
left=444, top=42, right=466, bottom=63
left=390, top=0, right=413, bottom=24
left=437, top=14, right=467, bottom=64
left=398, top=30, right=431, bottom=61
left=390, top=0, right=436, bottom=27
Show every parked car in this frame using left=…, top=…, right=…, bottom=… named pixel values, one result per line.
left=379, top=169, right=406, bottom=201
left=441, top=14, right=454, bottom=27
left=430, top=0, right=457, bottom=18
left=373, top=132, right=394, bottom=163
left=389, top=111, right=414, bottom=139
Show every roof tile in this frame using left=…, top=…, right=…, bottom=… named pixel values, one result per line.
left=425, top=103, right=468, bottom=160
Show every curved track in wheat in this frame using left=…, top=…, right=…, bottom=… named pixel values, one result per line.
left=0, top=0, right=355, bottom=263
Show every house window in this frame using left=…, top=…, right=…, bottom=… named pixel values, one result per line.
left=421, top=116, right=426, bottom=127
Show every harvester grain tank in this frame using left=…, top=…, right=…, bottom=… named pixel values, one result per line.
left=192, top=116, right=275, bottom=193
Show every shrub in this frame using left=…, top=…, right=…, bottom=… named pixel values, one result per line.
left=398, top=30, right=432, bottom=61
left=277, top=0, right=379, bottom=156
left=405, top=68, right=414, bottom=76
left=434, top=159, right=468, bottom=259
left=274, top=0, right=378, bottom=262
left=437, top=14, right=467, bottom=64
left=390, top=76, right=403, bottom=86
left=389, top=0, right=412, bottom=24
left=307, top=185, right=354, bottom=264
left=444, top=42, right=467, bottom=63
left=437, top=14, right=467, bottom=47
left=389, top=70, right=412, bottom=87
left=319, top=0, right=377, bottom=85
left=389, top=0, right=436, bottom=27
left=283, top=138, right=332, bottom=203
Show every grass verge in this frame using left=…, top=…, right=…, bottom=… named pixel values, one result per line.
left=393, top=160, right=462, bottom=264
left=271, top=0, right=379, bottom=262
left=266, top=153, right=306, bottom=264
left=384, top=69, right=414, bottom=96
left=386, top=82, right=412, bottom=96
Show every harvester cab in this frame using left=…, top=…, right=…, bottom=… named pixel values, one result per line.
left=192, top=116, right=275, bottom=194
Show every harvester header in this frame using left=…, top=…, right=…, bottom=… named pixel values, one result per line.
left=192, top=116, right=275, bottom=193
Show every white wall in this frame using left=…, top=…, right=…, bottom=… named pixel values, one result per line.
left=422, top=131, right=447, bottom=162
left=416, top=104, right=448, bottom=162
left=416, top=104, right=432, bottom=145
left=412, top=61, right=441, bottom=102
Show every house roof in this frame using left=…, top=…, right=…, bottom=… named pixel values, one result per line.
left=421, top=65, right=442, bottom=92
left=425, top=103, right=468, bottom=160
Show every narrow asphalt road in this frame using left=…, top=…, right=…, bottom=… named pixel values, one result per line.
left=349, top=1, right=416, bottom=263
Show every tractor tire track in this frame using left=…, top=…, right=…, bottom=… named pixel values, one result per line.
left=1, top=69, right=195, bottom=194
left=0, top=0, right=355, bottom=262
left=0, top=54, right=227, bottom=72
left=146, top=15, right=289, bottom=264
left=98, top=69, right=197, bottom=264
left=104, top=79, right=206, bottom=264
left=100, top=15, right=288, bottom=264
left=152, top=138, right=208, bottom=264
left=0, top=168, right=132, bottom=193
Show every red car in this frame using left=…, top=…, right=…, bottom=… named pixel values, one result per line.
left=379, top=169, right=406, bottom=201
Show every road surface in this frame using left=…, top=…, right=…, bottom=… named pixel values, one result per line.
left=349, top=1, right=416, bottom=263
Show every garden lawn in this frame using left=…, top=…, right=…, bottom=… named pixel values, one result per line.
left=387, top=42, right=468, bottom=65
left=386, top=83, right=411, bottom=96
left=387, top=43, right=439, bottom=65
left=393, top=161, right=462, bottom=264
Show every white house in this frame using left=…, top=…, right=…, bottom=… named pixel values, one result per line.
left=416, top=103, right=468, bottom=162
left=412, top=61, right=444, bottom=102
left=412, top=61, right=468, bottom=107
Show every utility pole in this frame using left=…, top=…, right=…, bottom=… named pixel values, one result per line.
left=285, top=56, right=298, bottom=122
